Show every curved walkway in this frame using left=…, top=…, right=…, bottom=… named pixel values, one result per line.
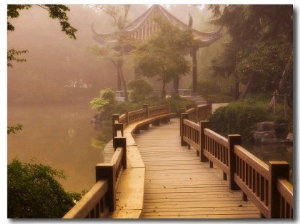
left=134, top=119, right=260, bottom=219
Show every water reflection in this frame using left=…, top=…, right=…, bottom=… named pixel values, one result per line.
left=7, top=104, right=112, bottom=193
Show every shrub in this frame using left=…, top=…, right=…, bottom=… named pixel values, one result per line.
left=197, top=80, right=221, bottom=96
left=168, top=95, right=196, bottom=117
left=127, top=77, right=153, bottom=102
left=8, top=158, right=81, bottom=218
left=209, top=100, right=270, bottom=143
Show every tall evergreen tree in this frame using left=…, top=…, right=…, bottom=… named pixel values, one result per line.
left=208, top=5, right=293, bottom=99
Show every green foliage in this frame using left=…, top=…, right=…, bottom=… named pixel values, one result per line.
left=88, top=5, right=132, bottom=101
left=197, top=79, right=221, bottom=96
left=42, top=4, right=77, bottom=39
left=127, top=77, right=153, bottom=102
left=7, top=4, right=77, bottom=67
left=7, top=4, right=32, bottom=31
left=90, top=88, right=116, bottom=111
left=274, top=117, right=290, bottom=139
left=168, top=95, right=196, bottom=117
left=208, top=5, right=293, bottom=98
left=205, top=94, right=234, bottom=104
left=133, top=16, right=193, bottom=98
left=209, top=100, right=270, bottom=143
left=209, top=92, right=292, bottom=143
left=7, top=49, right=29, bottom=67
left=8, top=158, right=81, bottom=218
left=7, top=4, right=77, bottom=39
left=7, top=124, right=23, bottom=134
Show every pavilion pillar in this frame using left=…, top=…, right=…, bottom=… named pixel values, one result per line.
left=192, top=47, right=198, bottom=95
left=117, top=69, right=122, bottom=91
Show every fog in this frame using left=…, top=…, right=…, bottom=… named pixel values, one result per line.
left=7, top=5, right=214, bottom=105
left=7, top=4, right=216, bottom=192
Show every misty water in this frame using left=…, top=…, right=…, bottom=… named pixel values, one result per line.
left=7, top=103, right=114, bottom=193
left=7, top=104, right=294, bottom=194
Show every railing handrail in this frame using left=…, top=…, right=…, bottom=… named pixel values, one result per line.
left=64, top=102, right=171, bottom=218
left=180, top=106, right=293, bottom=219
left=63, top=180, right=109, bottom=218
left=63, top=137, right=126, bottom=218
left=182, top=103, right=212, bottom=123
left=113, top=102, right=170, bottom=129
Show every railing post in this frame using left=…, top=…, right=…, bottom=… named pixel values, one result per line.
left=228, top=134, right=241, bottom=191
left=114, top=137, right=127, bottom=169
left=96, top=164, right=115, bottom=212
left=180, top=113, right=188, bottom=146
left=124, top=110, right=129, bottom=125
left=200, top=121, right=209, bottom=162
left=179, top=108, right=186, bottom=136
left=112, top=114, right=119, bottom=138
left=268, top=161, right=290, bottom=218
left=113, top=123, right=123, bottom=148
left=143, top=104, right=149, bottom=118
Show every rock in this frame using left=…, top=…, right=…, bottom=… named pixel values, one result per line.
left=253, top=122, right=279, bottom=143
left=253, top=131, right=278, bottom=143
left=256, top=122, right=275, bottom=131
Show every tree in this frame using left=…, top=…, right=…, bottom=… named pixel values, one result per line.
left=133, top=16, right=193, bottom=98
left=127, top=77, right=153, bottom=102
left=8, top=158, right=81, bottom=218
left=7, top=124, right=22, bottom=134
left=89, top=5, right=133, bottom=102
left=90, top=88, right=116, bottom=111
left=208, top=5, right=293, bottom=99
left=7, top=4, right=77, bottom=67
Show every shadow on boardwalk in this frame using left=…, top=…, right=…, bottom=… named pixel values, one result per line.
left=134, top=118, right=260, bottom=219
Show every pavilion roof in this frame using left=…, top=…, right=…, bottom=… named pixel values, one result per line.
left=92, top=5, right=222, bottom=48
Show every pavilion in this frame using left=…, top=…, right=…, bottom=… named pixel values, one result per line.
left=92, top=5, right=222, bottom=94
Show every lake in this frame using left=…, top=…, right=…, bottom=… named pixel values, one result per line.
left=7, top=103, right=113, bottom=193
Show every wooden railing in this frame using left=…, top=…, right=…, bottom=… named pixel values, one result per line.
left=64, top=102, right=171, bottom=218
left=184, top=103, right=212, bottom=123
left=112, top=102, right=170, bottom=131
left=180, top=111, right=294, bottom=219
left=63, top=137, right=126, bottom=218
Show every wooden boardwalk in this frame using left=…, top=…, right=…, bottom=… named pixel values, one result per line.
left=134, top=119, right=261, bottom=219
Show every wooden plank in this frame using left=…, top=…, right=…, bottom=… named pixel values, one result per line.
left=111, top=167, right=145, bottom=218
left=110, top=209, right=142, bottom=218
left=126, top=145, right=145, bottom=168
left=134, top=119, right=260, bottom=219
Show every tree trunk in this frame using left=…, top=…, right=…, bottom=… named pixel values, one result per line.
left=240, top=74, right=254, bottom=98
left=192, top=48, right=197, bottom=95
left=117, top=69, right=122, bottom=91
left=278, top=50, right=293, bottom=94
left=118, top=65, right=129, bottom=102
left=173, top=77, right=179, bottom=94
left=162, top=81, right=166, bottom=99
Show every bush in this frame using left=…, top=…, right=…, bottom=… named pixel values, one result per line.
left=8, top=158, right=81, bottom=218
left=205, top=93, right=235, bottom=103
left=197, top=80, right=221, bottom=96
left=209, top=100, right=270, bottom=143
left=127, top=77, right=153, bottom=102
left=168, top=95, right=196, bottom=117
